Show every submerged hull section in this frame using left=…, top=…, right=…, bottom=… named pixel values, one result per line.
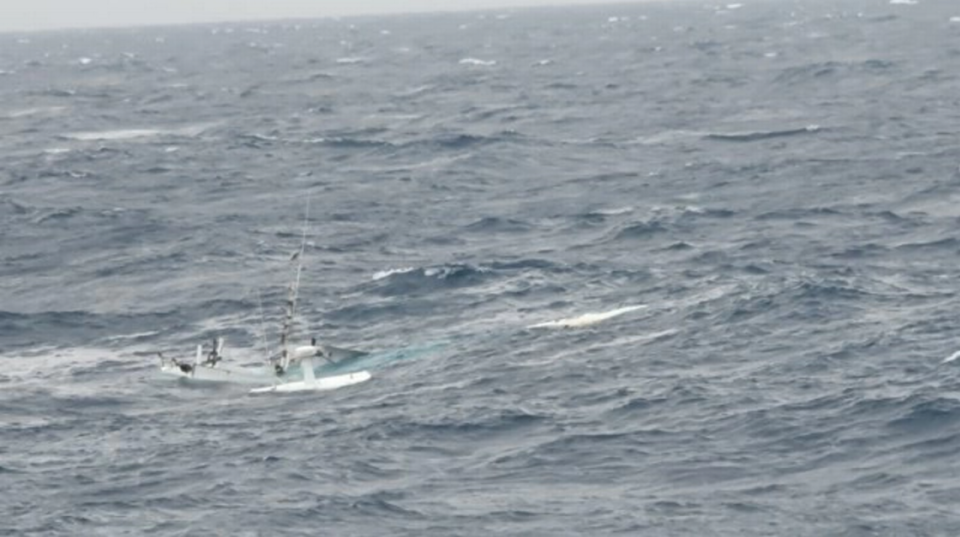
left=250, top=370, right=372, bottom=393
left=159, top=362, right=275, bottom=385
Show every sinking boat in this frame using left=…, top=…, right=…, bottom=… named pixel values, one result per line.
left=159, top=202, right=372, bottom=393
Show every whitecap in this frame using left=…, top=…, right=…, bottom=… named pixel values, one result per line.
left=336, top=57, right=366, bottom=64
left=459, top=58, right=497, bottom=66
left=528, top=305, right=647, bottom=329
left=65, top=124, right=209, bottom=141
left=726, top=3, right=744, bottom=9
left=372, top=267, right=417, bottom=281
left=889, top=0, right=917, bottom=4
left=67, top=129, right=164, bottom=141
left=6, top=106, right=66, bottom=118
left=943, top=350, right=960, bottom=364
left=103, top=330, right=161, bottom=342
left=950, top=16, right=960, bottom=22
left=592, top=206, right=635, bottom=216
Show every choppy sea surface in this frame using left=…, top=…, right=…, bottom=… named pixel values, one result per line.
left=3, top=0, right=960, bottom=534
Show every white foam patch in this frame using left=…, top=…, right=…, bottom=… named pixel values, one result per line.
left=372, top=267, right=417, bottom=281
left=65, top=124, right=210, bottom=141
left=5, top=106, right=66, bottom=119
left=336, top=57, right=366, bottom=64
left=942, top=350, right=960, bottom=364
left=68, top=129, right=163, bottom=140
left=102, top=330, right=162, bottom=342
left=528, top=305, right=646, bottom=329
left=0, top=346, right=124, bottom=380
left=593, top=206, right=635, bottom=216
left=951, top=16, right=960, bottom=22
left=459, top=58, right=497, bottom=66
left=520, top=329, right=677, bottom=367
left=889, top=0, right=917, bottom=4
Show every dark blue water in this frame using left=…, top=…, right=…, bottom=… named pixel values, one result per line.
left=4, top=0, right=960, bottom=534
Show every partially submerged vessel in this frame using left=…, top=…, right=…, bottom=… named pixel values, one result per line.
left=159, top=205, right=372, bottom=393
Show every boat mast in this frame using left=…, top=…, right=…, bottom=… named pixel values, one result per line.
left=279, top=198, right=310, bottom=371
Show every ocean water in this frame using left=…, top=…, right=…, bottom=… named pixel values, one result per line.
left=3, top=0, right=960, bottom=534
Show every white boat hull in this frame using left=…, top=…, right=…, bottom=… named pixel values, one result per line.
left=250, top=370, right=372, bottom=393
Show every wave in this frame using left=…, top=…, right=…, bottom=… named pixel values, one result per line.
left=372, top=267, right=418, bottom=281
left=704, top=125, right=821, bottom=142
left=397, top=408, right=546, bottom=437
left=63, top=124, right=210, bottom=141
left=587, top=206, right=634, bottom=217
left=301, top=136, right=393, bottom=149
left=0, top=196, right=31, bottom=216
left=432, top=133, right=498, bottom=149
left=830, top=243, right=890, bottom=259
left=459, top=58, right=497, bottom=66
left=675, top=206, right=737, bottom=220
left=887, top=397, right=960, bottom=432
left=366, top=264, right=491, bottom=297
left=487, top=259, right=564, bottom=272
left=461, top=216, right=532, bottom=234
left=610, top=220, right=668, bottom=240
left=773, top=60, right=896, bottom=86
left=527, top=305, right=646, bottom=329
left=754, top=207, right=843, bottom=221
left=942, top=350, right=960, bottom=364
left=893, top=237, right=960, bottom=252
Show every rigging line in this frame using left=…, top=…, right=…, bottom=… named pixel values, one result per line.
left=279, top=195, right=311, bottom=369
left=257, top=288, right=271, bottom=364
